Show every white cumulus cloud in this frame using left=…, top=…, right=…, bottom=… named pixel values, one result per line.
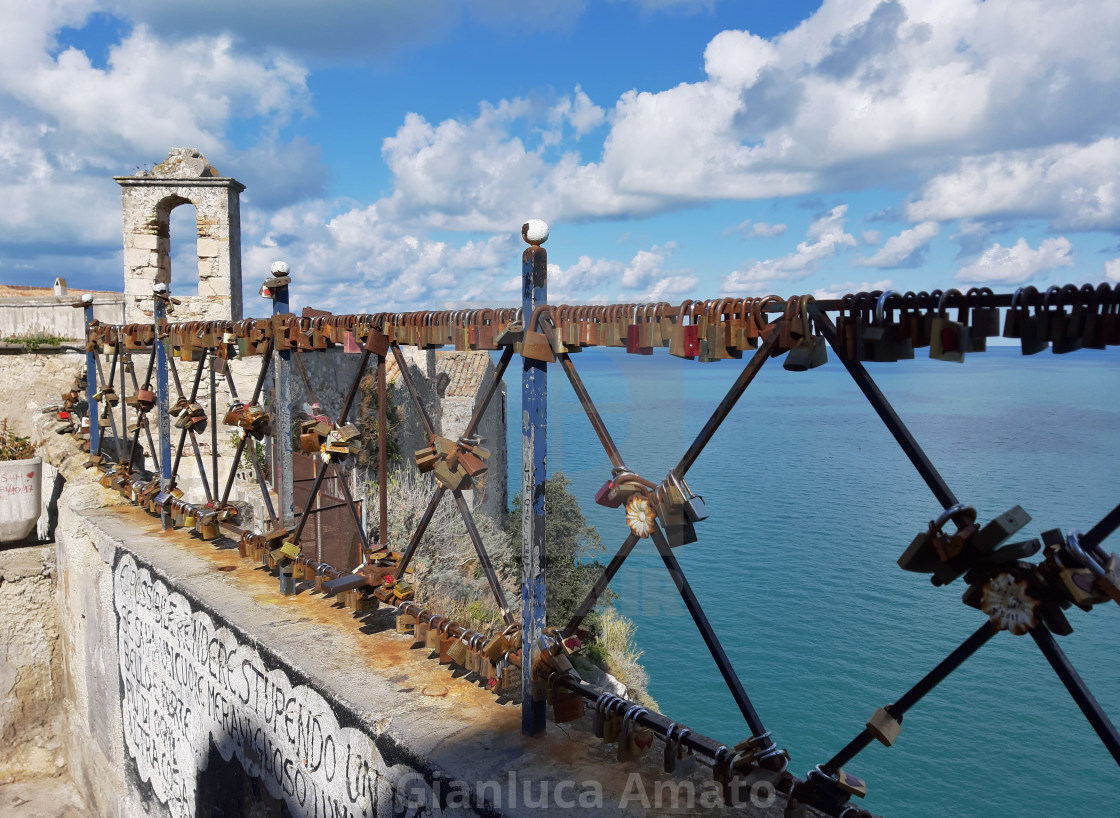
left=955, top=236, right=1074, bottom=285
left=1104, top=258, right=1120, bottom=283
left=908, top=139, right=1120, bottom=231
left=856, top=221, right=939, bottom=268
left=722, top=205, right=857, bottom=293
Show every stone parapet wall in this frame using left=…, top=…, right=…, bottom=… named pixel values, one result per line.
left=0, top=295, right=124, bottom=341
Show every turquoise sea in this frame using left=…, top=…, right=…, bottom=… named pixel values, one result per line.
left=504, top=345, right=1120, bottom=817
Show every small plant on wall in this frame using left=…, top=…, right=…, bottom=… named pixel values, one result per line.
left=0, top=419, right=34, bottom=460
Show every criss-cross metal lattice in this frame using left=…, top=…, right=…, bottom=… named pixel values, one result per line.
left=68, top=256, right=1120, bottom=817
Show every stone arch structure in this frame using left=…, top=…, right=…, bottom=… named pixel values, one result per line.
left=114, top=148, right=245, bottom=322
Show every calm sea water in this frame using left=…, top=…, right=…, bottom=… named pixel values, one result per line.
left=503, top=345, right=1120, bottom=817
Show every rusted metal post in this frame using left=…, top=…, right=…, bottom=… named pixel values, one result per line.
left=152, top=285, right=173, bottom=530
left=521, top=219, right=549, bottom=736
left=378, top=349, right=388, bottom=547
left=269, top=262, right=296, bottom=529
left=118, top=338, right=129, bottom=468
left=209, top=361, right=218, bottom=506
left=82, top=295, right=99, bottom=456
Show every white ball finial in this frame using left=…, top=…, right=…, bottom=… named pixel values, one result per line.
left=152, top=282, right=168, bottom=294
left=270, top=261, right=290, bottom=275
left=522, top=219, right=549, bottom=246
left=80, top=293, right=93, bottom=304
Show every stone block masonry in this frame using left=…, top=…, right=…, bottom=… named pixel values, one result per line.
left=116, top=148, right=244, bottom=324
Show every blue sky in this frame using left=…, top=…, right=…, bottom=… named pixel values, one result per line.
left=2, top=0, right=1119, bottom=315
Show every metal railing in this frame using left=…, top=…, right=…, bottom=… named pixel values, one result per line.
left=61, top=230, right=1120, bottom=816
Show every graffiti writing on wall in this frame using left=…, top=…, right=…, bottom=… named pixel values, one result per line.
left=114, top=553, right=440, bottom=818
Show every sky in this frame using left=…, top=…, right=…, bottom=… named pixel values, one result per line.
left=2, top=0, right=1120, bottom=316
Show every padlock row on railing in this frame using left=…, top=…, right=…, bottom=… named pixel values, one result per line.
left=79, top=282, right=1120, bottom=375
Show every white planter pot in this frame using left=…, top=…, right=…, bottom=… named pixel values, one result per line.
left=0, top=455, right=42, bottom=542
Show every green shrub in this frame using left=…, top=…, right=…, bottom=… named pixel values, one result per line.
left=0, top=419, right=34, bottom=460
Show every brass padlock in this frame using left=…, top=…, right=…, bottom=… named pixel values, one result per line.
left=833, top=768, right=867, bottom=798
left=396, top=612, right=417, bottom=634
left=498, top=661, right=522, bottom=693
left=438, top=626, right=458, bottom=664
left=447, top=636, right=469, bottom=666
left=426, top=618, right=444, bottom=651
left=602, top=706, right=623, bottom=743
left=484, top=627, right=513, bottom=664
left=414, top=618, right=430, bottom=645
left=433, top=457, right=466, bottom=491
left=617, top=705, right=652, bottom=762
left=522, top=307, right=556, bottom=362
left=866, top=706, right=902, bottom=746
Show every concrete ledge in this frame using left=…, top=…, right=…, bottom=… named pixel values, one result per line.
left=57, top=497, right=791, bottom=817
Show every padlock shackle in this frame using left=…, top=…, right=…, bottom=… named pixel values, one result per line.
left=933, top=502, right=976, bottom=532
left=875, top=290, right=897, bottom=326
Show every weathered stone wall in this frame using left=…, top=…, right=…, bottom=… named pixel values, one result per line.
left=0, top=294, right=125, bottom=341
left=0, top=546, right=68, bottom=784
left=0, top=349, right=86, bottom=438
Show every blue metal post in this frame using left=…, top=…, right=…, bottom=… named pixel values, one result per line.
left=153, top=285, right=173, bottom=529
left=521, top=219, right=549, bottom=735
left=83, top=296, right=99, bottom=456
left=270, top=263, right=295, bottom=530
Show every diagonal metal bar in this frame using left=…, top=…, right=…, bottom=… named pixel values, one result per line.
left=210, top=359, right=219, bottom=505
left=291, top=464, right=330, bottom=545
left=92, top=344, right=123, bottom=463
left=533, top=316, right=625, bottom=469
left=124, top=345, right=160, bottom=474
left=119, top=347, right=132, bottom=469
left=541, top=321, right=780, bottom=638
left=1083, top=500, right=1120, bottom=552
left=810, top=304, right=964, bottom=519
left=673, top=327, right=779, bottom=479
left=392, top=488, right=446, bottom=580
left=390, top=342, right=437, bottom=437
left=337, top=348, right=372, bottom=427
left=821, top=622, right=998, bottom=776
left=390, top=345, right=516, bottom=579
left=451, top=488, right=514, bottom=624
left=1031, top=626, right=1120, bottom=766
left=293, top=349, right=323, bottom=409
left=648, top=520, right=773, bottom=743
left=562, top=533, right=639, bottom=638
left=247, top=429, right=278, bottom=527
left=331, top=467, right=369, bottom=554
left=167, top=348, right=213, bottom=501
left=218, top=342, right=274, bottom=506
left=283, top=346, right=374, bottom=553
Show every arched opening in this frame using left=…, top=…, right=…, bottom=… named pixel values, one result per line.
left=168, top=200, right=201, bottom=297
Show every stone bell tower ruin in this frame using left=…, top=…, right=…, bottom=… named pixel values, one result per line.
left=114, top=147, right=244, bottom=322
